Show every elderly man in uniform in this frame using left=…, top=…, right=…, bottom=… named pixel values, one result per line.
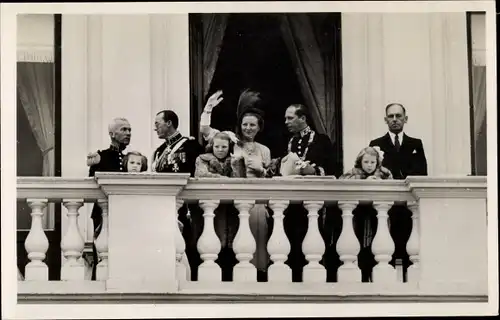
left=86, top=117, right=132, bottom=280
left=152, top=110, right=203, bottom=280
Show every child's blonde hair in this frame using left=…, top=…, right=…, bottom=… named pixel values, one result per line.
left=354, top=146, right=383, bottom=170
left=205, top=131, right=235, bottom=156
left=123, top=151, right=148, bottom=172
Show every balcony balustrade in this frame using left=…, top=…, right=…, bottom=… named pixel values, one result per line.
left=16, top=173, right=488, bottom=303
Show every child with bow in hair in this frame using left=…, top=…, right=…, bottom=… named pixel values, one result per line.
left=340, top=146, right=393, bottom=282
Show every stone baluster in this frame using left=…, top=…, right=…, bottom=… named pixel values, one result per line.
left=406, top=202, right=420, bottom=283
left=197, top=200, right=221, bottom=282
left=336, top=201, right=361, bottom=282
left=233, top=200, right=257, bottom=282
left=302, top=201, right=326, bottom=283
left=24, top=199, right=49, bottom=280
left=267, top=200, right=291, bottom=282
left=175, top=199, right=188, bottom=282
left=61, top=199, right=85, bottom=280
left=94, top=200, right=109, bottom=280
left=372, top=201, right=397, bottom=283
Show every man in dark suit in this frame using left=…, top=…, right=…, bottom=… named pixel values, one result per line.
left=87, top=117, right=132, bottom=280
left=369, top=103, right=427, bottom=179
left=368, top=102, right=428, bottom=281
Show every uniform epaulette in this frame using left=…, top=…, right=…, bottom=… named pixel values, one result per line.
left=87, top=150, right=101, bottom=166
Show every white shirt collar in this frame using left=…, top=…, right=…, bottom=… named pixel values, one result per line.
left=388, top=131, right=404, bottom=145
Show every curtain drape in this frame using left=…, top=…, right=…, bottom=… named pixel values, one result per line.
left=279, top=13, right=340, bottom=144
left=202, top=13, right=229, bottom=98
left=472, top=65, right=486, bottom=139
left=17, top=62, right=55, bottom=177
left=472, top=65, right=487, bottom=175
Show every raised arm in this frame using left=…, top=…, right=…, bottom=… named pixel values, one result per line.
left=200, top=90, right=224, bottom=141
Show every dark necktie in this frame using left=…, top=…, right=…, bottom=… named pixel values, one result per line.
left=394, top=135, right=401, bottom=152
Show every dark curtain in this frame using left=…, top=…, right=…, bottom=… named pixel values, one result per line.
left=280, top=13, right=343, bottom=172
left=280, top=14, right=342, bottom=142
left=189, top=14, right=229, bottom=141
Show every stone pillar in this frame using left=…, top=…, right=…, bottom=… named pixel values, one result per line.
left=95, top=172, right=189, bottom=293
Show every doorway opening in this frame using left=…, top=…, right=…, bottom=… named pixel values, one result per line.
left=189, top=13, right=343, bottom=165
left=207, top=14, right=305, bottom=157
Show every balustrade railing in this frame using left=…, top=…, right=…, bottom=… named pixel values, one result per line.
left=16, top=174, right=488, bottom=302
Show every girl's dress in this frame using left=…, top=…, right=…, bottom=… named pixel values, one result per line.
left=340, top=166, right=393, bottom=281
left=201, top=127, right=272, bottom=274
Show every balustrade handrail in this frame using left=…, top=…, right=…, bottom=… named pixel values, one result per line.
left=17, top=177, right=104, bottom=201
left=16, top=174, right=487, bottom=203
left=182, top=177, right=412, bottom=203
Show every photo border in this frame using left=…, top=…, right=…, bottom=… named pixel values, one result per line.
left=1, top=1, right=497, bottom=319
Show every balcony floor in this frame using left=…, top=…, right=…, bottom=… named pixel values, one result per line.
left=17, top=281, right=487, bottom=304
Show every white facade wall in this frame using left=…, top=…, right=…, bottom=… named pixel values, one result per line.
left=61, top=15, right=191, bottom=178
left=342, top=13, right=471, bottom=176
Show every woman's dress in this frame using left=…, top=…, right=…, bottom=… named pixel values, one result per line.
left=202, top=128, right=272, bottom=273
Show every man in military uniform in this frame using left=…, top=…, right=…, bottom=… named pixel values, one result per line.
left=153, top=110, right=203, bottom=280
left=86, top=117, right=131, bottom=280
left=152, top=110, right=202, bottom=175
left=277, top=104, right=339, bottom=282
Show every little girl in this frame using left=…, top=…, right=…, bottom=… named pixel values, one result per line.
left=194, top=131, right=245, bottom=281
left=340, top=146, right=393, bottom=282
left=340, top=146, right=393, bottom=180
left=123, top=151, right=148, bottom=173
left=195, top=131, right=245, bottom=178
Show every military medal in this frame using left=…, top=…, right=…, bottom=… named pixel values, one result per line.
left=288, top=129, right=315, bottom=161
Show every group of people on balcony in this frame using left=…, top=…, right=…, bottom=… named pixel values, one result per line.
left=86, top=89, right=427, bottom=282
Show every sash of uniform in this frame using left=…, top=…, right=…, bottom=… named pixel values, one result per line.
left=153, top=136, right=189, bottom=172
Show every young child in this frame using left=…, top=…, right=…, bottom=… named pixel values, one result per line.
left=123, top=151, right=148, bottom=173
left=340, top=146, right=393, bottom=180
left=194, top=131, right=245, bottom=178
left=340, top=146, right=393, bottom=282
left=194, top=131, right=244, bottom=281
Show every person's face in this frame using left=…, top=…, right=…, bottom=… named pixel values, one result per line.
left=285, top=106, right=305, bottom=133
left=154, top=113, right=171, bottom=139
left=384, top=104, right=407, bottom=133
left=361, top=154, right=377, bottom=174
left=127, top=154, right=143, bottom=172
left=111, top=120, right=131, bottom=146
left=240, top=115, right=260, bottom=141
left=213, top=138, right=230, bottom=160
